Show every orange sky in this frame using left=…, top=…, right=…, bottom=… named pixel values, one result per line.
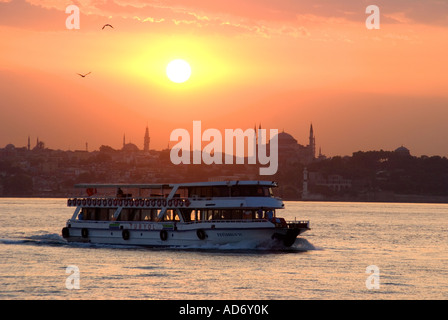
left=1, top=0, right=448, bottom=156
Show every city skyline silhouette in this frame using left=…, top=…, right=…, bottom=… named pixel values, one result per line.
left=1, top=1, right=447, bottom=157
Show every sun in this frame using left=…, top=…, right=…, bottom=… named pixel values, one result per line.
left=166, top=59, right=191, bottom=83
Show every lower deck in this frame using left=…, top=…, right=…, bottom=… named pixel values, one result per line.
left=62, top=219, right=310, bottom=247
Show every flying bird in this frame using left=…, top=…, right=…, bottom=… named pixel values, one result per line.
left=77, top=72, right=91, bottom=78
left=102, top=24, right=114, bottom=30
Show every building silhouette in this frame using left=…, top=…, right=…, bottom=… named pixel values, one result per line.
left=395, top=145, right=411, bottom=156
left=144, top=125, right=150, bottom=152
left=121, top=127, right=151, bottom=153
left=276, top=123, right=318, bottom=165
left=309, top=123, right=316, bottom=159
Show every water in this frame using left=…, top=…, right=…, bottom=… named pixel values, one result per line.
left=1, top=198, right=447, bottom=300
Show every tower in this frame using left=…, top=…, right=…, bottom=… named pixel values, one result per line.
left=309, top=123, right=316, bottom=160
left=27, top=136, right=30, bottom=151
left=123, top=134, right=126, bottom=149
left=144, top=125, right=150, bottom=152
left=254, top=123, right=257, bottom=144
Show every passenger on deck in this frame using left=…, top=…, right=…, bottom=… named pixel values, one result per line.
left=266, top=210, right=274, bottom=221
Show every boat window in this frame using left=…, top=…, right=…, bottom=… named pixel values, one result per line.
left=204, top=210, right=222, bottom=220
left=163, top=209, right=172, bottom=221
left=141, top=209, right=158, bottom=221
left=162, top=210, right=181, bottom=221
left=129, top=209, right=141, bottom=221
left=81, top=208, right=94, bottom=220
left=115, top=209, right=155, bottom=221
left=108, top=209, right=115, bottom=220
left=193, top=209, right=200, bottom=221
left=220, top=210, right=232, bottom=220
left=212, top=186, right=230, bottom=197
left=179, top=209, right=193, bottom=222
left=208, top=209, right=245, bottom=220
left=79, top=208, right=88, bottom=220
left=141, top=209, right=149, bottom=221
left=188, top=186, right=230, bottom=198
left=230, top=186, right=272, bottom=197
left=98, top=208, right=110, bottom=221
left=79, top=208, right=114, bottom=221
left=243, top=210, right=254, bottom=219
left=118, top=209, right=129, bottom=221
left=180, top=208, right=273, bottom=221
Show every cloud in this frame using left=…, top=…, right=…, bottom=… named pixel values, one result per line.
left=1, top=0, right=447, bottom=36
left=139, top=0, right=448, bottom=26
left=0, top=0, right=63, bottom=30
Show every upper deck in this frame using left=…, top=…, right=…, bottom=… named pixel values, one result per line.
left=68, top=181, right=284, bottom=210
left=74, top=180, right=277, bottom=191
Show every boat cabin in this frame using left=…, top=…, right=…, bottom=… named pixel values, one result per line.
left=70, top=181, right=279, bottom=224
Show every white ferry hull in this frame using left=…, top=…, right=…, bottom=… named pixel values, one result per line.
left=62, top=220, right=309, bottom=248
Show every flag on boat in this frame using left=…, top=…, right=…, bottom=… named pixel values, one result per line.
left=86, top=188, right=97, bottom=196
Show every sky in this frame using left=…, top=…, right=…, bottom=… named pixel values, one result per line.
left=1, top=0, right=448, bottom=157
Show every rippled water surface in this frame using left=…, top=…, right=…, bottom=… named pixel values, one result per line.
left=1, top=198, right=447, bottom=299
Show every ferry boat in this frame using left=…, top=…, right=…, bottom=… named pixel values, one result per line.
left=61, top=181, right=310, bottom=248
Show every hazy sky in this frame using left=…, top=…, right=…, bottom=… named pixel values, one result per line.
left=1, top=0, right=448, bottom=156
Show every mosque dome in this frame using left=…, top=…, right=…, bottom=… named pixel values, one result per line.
left=394, top=145, right=410, bottom=156
left=277, top=131, right=298, bottom=145
left=122, top=143, right=140, bottom=152
left=5, top=144, right=15, bottom=150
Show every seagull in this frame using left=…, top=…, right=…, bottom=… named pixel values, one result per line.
left=77, top=72, right=91, bottom=78
left=102, top=24, right=114, bottom=30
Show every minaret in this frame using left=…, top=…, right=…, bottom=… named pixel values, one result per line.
left=309, top=123, right=316, bottom=160
left=253, top=124, right=257, bottom=159
left=27, top=136, right=30, bottom=151
left=123, top=134, right=126, bottom=149
left=144, top=125, right=150, bottom=152
left=254, top=123, right=257, bottom=143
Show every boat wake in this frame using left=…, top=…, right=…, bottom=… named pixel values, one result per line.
left=0, top=233, right=143, bottom=250
left=0, top=233, right=67, bottom=247
left=166, top=237, right=317, bottom=253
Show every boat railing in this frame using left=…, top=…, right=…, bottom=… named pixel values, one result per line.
left=183, top=219, right=269, bottom=225
left=285, top=220, right=310, bottom=229
left=67, top=195, right=280, bottom=208
left=67, top=197, right=191, bottom=208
